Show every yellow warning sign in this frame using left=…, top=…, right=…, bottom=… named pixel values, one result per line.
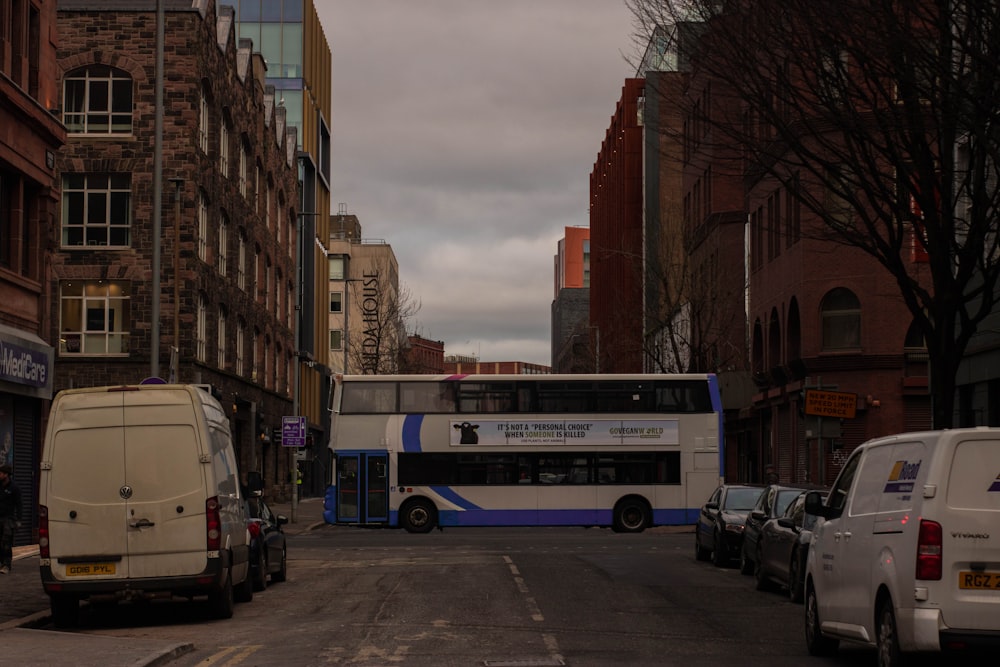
left=804, top=389, right=857, bottom=419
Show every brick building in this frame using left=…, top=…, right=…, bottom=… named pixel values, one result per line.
left=54, top=0, right=299, bottom=499
left=0, top=0, right=65, bottom=546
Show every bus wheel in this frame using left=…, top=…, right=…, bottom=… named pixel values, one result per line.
left=612, top=498, right=649, bottom=533
left=401, top=498, right=437, bottom=534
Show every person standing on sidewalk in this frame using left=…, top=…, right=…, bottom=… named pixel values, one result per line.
left=0, top=464, right=23, bottom=574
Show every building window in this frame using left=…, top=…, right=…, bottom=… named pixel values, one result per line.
left=239, top=139, right=248, bottom=198
left=330, top=330, right=343, bottom=350
left=821, top=288, right=861, bottom=350
left=197, top=191, right=208, bottom=261
left=237, top=230, right=246, bottom=290
left=61, top=174, right=131, bottom=247
left=251, top=329, right=259, bottom=383
left=330, top=291, right=343, bottom=313
left=198, top=84, right=210, bottom=153
left=265, top=182, right=272, bottom=231
left=63, top=65, right=133, bottom=134
left=59, top=280, right=131, bottom=355
left=219, top=118, right=230, bottom=177
left=217, top=307, right=227, bottom=369
left=236, top=320, right=246, bottom=377
left=329, top=255, right=345, bottom=280
left=218, top=214, right=228, bottom=276
left=196, top=294, right=207, bottom=361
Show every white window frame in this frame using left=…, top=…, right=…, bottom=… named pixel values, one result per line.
left=218, top=215, right=228, bottom=276
left=61, top=174, right=131, bottom=248
left=217, top=308, right=227, bottom=369
left=196, top=294, right=207, bottom=361
left=219, top=120, right=230, bottom=177
left=236, top=321, right=245, bottom=377
left=198, top=86, right=210, bottom=153
left=237, top=230, right=246, bottom=290
left=58, top=280, right=131, bottom=356
left=63, top=65, right=133, bottom=135
left=197, top=192, right=208, bottom=261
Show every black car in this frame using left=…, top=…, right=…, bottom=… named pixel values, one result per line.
left=754, top=491, right=825, bottom=602
left=246, top=495, right=288, bottom=591
left=739, top=484, right=811, bottom=576
left=695, top=484, right=765, bottom=566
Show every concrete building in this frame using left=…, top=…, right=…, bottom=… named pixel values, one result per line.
left=328, top=206, right=401, bottom=375
left=54, top=0, right=299, bottom=499
left=0, top=0, right=65, bottom=547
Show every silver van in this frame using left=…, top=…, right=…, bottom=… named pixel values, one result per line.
left=804, top=428, right=1000, bottom=666
left=38, top=384, right=253, bottom=626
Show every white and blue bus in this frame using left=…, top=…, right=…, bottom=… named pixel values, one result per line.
left=323, top=373, right=724, bottom=533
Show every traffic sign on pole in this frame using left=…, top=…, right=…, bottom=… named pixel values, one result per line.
left=281, top=416, right=306, bottom=447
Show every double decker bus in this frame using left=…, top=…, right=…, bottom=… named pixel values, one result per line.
left=324, top=374, right=724, bottom=533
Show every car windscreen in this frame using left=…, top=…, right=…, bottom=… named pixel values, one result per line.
left=724, top=487, right=763, bottom=510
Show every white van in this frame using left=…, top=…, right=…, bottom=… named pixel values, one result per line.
left=803, top=428, right=1000, bottom=666
left=38, top=384, right=253, bottom=626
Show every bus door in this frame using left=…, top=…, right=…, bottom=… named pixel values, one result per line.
left=335, top=451, right=389, bottom=524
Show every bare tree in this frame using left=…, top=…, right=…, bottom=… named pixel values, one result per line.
left=346, top=256, right=420, bottom=375
left=627, top=0, right=1000, bottom=427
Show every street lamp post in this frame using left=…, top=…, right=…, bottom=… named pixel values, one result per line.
left=292, top=211, right=319, bottom=523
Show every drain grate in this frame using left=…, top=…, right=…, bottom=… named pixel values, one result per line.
left=483, top=658, right=565, bottom=667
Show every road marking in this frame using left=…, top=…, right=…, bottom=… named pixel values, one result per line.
left=201, top=646, right=263, bottom=666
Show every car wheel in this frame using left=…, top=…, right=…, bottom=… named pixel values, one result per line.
left=271, top=545, right=287, bottom=583
left=612, top=498, right=650, bottom=533
left=695, top=532, right=711, bottom=561
left=876, top=599, right=902, bottom=667
left=401, top=498, right=437, bottom=534
left=754, top=548, right=770, bottom=591
left=711, top=530, right=727, bottom=566
left=739, top=546, right=754, bottom=575
left=252, top=548, right=267, bottom=591
left=208, top=569, right=235, bottom=619
left=234, top=561, right=254, bottom=603
left=50, top=594, right=79, bottom=628
left=788, top=550, right=804, bottom=603
left=805, top=584, right=838, bottom=656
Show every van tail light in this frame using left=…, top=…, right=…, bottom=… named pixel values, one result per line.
left=38, top=504, right=49, bottom=559
left=206, top=497, right=221, bottom=551
left=247, top=521, right=261, bottom=539
left=916, top=519, right=942, bottom=580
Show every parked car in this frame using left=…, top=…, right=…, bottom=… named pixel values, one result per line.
left=754, top=491, right=826, bottom=602
left=740, top=484, right=812, bottom=576
left=695, top=484, right=765, bottom=566
left=246, top=495, right=288, bottom=591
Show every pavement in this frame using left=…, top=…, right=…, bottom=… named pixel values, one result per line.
left=0, top=495, right=328, bottom=667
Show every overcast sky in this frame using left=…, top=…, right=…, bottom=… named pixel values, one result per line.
left=317, top=1, right=640, bottom=366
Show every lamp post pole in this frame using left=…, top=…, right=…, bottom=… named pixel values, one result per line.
left=292, top=211, right=321, bottom=523
left=168, top=178, right=183, bottom=382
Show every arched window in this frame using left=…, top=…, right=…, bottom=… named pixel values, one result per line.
left=768, top=308, right=781, bottom=367
left=752, top=318, right=765, bottom=373
left=821, top=288, right=861, bottom=350
left=63, top=65, right=133, bottom=134
left=787, top=298, right=802, bottom=361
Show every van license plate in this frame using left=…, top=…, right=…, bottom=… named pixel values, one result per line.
left=959, top=571, right=1000, bottom=590
left=66, top=563, right=116, bottom=576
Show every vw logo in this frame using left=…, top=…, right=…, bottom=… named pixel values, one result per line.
left=119, top=485, right=133, bottom=500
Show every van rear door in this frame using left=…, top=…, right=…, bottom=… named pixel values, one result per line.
left=121, top=388, right=209, bottom=578
left=45, top=390, right=130, bottom=580
left=940, top=434, right=1000, bottom=631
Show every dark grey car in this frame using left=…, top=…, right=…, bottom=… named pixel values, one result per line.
left=695, top=484, right=765, bottom=567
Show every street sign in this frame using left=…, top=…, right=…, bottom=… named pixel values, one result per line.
left=281, top=415, right=306, bottom=447
left=804, top=389, right=857, bottom=419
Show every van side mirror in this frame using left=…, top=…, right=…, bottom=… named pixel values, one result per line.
left=247, top=471, right=263, bottom=495
left=804, top=490, right=835, bottom=520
